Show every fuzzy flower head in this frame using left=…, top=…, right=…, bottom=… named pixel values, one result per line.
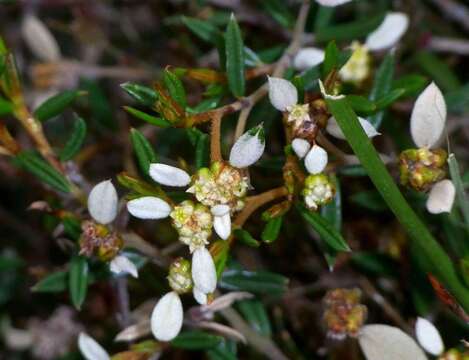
left=170, top=200, right=213, bottom=252
left=339, top=41, right=371, bottom=84
left=168, top=258, right=193, bottom=294
left=79, top=221, right=123, bottom=262
left=302, top=174, right=335, bottom=211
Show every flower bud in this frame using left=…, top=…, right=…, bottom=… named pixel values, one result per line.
left=88, top=180, right=118, bottom=225
left=78, top=333, right=110, bottom=360
left=304, top=145, right=328, bottom=175
left=302, top=174, right=335, bottom=211
left=293, top=47, right=325, bottom=70
left=339, top=41, right=371, bottom=84
left=415, top=317, right=444, bottom=356
left=365, top=12, right=409, bottom=51
left=127, top=196, right=171, bottom=219
left=268, top=77, right=298, bottom=111
left=110, top=255, right=138, bottom=278
left=287, top=104, right=311, bottom=129
left=149, top=163, right=191, bottom=187
left=168, top=258, right=193, bottom=294
left=151, top=291, right=183, bottom=341
left=292, top=138, right=311, bottom=159
left=229, top=124, right=265, bottom=168
left=212, top=205, right=231, bottom=240
left=192, top=247, right=217, bottom=294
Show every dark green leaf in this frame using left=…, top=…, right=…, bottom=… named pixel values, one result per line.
left=368, top=53, right=394, bottom=128
left=374, top=88, right=406, bottom=111
left=0, top=96, right=13, bottom=116
left=261, top=216, right=283, bottom=243
left=350, top=190, right=388, bottom=212
left=234, top=228, right=260, bottom=247
left=237, top=299, right=272, bottom=336
left=351, top=252, right=398, bottom=278
left=181, top=16, right=222, bottom=44
left=415, top=51, right=460, bottom=92
left=163, top=70, right=187, bottom=108
left=121, top=82, right=158, bottom=107
left=392, top=74, right=428, bottom=98
left=195, top=132, right=209, bottom=169
left=172, top=331, right=222, bottom=350
left=62, top=216, right=82, bottom=241
left=69, top=255, right=89, bottom=310
left=34, top=90, right=84, bottom=122
left=322, top=41, right=339, bottom=77
left=448, top=153, right=469, bottom=227
left=59, top=115, right=87, bottom=161
left=124, top=106, right=171, bottom=128
left=225, top=14, right=245, bottom=97
left=81, top=79, right=115, bottom=130
left=321, top=175, right=341, bottom=231
left=446, top=83, right=469, bottom=114
left=130, top=128, right=157, bottom=176
left=314, top=6, right=335, bottom=32
left=220, top=269, right=288, bottom=295
left=261, top=0, right=294, bottom=28
left=32, top=270, right=68, bottom=293
left=207, top=340, right=237, bottom=360
left=346, top=95, right=376, bottom=114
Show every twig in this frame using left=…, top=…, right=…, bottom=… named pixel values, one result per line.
left=427, top=36, right=469, bottom=55
left=210, top=113, right=223, bottom=162
left=427, top=0, right=469, bottom=33
left=115, top=277, right=131, bottom=329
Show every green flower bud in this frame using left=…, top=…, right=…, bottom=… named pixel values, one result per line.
left=302, top=174, right=335, bottom=211
left=168, top=258, right=192, bottom=294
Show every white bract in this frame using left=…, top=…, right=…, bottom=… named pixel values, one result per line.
left=365, top=12, right=410, bottom=51
left=292, top=138, right=311, bottom=159
left=151, top=291, right=184, bottom=341
left=358, top=324, right=427, bottom=360
left=193, top=286, right=208, bottom=305
left=426, top=179, right=455, bottom=214
left=318, top=80, right=345, bottom=100
left=293, top=47, right=325, bottom=70
left=305, top=145, right=328, bottom=174
left=415, top=318, right=444, bottom=356
left=327, top=116, right=380, bottom=140
left=78, top=333, right=110, bottom=360
left=315, top=0, right=353, bottom=6
left=149, top=163, right=191, bottom=187
left=110, top=255, right=138, bottom=278
left=191, top=247, right=217, bottom=294
left=410, top=82, right=447, bottom=149
left=127, top=196, right=171, bottom=219
left=88, top=180, right=118, bottom=225
left=268, top=77, right=298, bottom=111
left=211, top=205, right=231, bottom=240
left=229, top=125, right=265, bottom=168
left=21, top=15, right=61, bottom=62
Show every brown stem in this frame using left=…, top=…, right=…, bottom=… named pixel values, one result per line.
left=0, top=123, right=20, bottom=154
left=210, top=113, right=223, bottom=163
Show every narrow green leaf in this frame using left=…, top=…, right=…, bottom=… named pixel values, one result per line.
left=32, top=271, right=68, bottom=293
left=181, top=16, right=222, bottom=44
left=351, top=252, right=398, bottom=278
left=34, top=90, right=84, bottom=122
left=172, top=331, right=222, bottom=350
left=220, top=269, right=288, bottom=295
left=346, top=95, right=376, bottom=114
left=207, top=340, right=237, bottom=360
left=81, top=79, right=115, bottom=130
left=261, top=216, right=283, bottom=243
left=326, top=97, right=469, bottom=312
left=62, top=216, right=82, bottom=241
left=350, top=190, right=388, bottom=212
left=124, top=106, right=171, bottom=128
left=14, top=151, right=71, bottom=193
left=69, top=255, right=89, bottom=310
left=59, top=115, right=87, bottom=161
left=163, top=70, right=187, bottom=108
left=446, top=83, right=469, bottom=114
left=195, top=132, right=209, bottom=169
left=448, top=153, right=469, bottom=227
left=237, top=299, right=272, bottom=337
left=0, top=96, right=13, bottom=116
left=121, top=82, right=158, bottom=107
left=374, top=88, right=406, bottom=111
left=321, top=175, right=341, bottom=232
left=117, top=172, right=167, bottom=200
left=322, top=41, right=339, bottom=77
left=392, top=74, right=428, bottom=98
left=234, top=228, right=260, bottom=247
left=130, top=128, right=157, bottom=176
left=225, top=14, right=245, bottom=97
left=261, top=0, right=294, bottom=28
left=415, top=51, right=461, bottom=92
left=314, top=6, right=335, bottom=32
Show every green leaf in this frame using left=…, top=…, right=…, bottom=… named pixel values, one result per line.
left=368, top=53, right=395, bottom=129
left=124, top=106, right=171, bottom=128
left=321, top=175, right=341, bottom=232
left=181, top=16, right=222, bottom=44
left=374, top=88, right=406, bottom=111
left=261, top=216, right=283, bottom=243
left=172, top=331, right=223, bottom=350
left=212, top=240, right=230, bottom=279
left=346, top=95, right=376, bottom=114
left=14, top=151, right=71, bottom=193
left=351, top=252, right=398, bottom=278
left=392, top=74, right=428, bottom=98
left=32, top=270, right=68, bottom=293
left=350, top=190, right=388, bottom=212
left=326, top=97, right=469, bottom=312
left=322, top=41, right=339, bottom=77
left=59, top=115, right=87, bottom=161
left=225, top=14, right=245, bottom=97
left=163, top=70, right=187, bottom=108
left=0, top=96, right=13, bottom=116
left=195, top=132, right=209, bottom=169
left=130, top=128, right=157, bottom=176
left=237, top=299, right=272, bottom=336
left=446, top=83, right=469, bottom=114
left=415, top=51, right=461, bottom=92
left=117, top=172, right=167, bottom=199
left=314, top=5, right=335, bottom=32
left=34, top=90, right=84, bottom=122
left=448, top=153, right=469, bottom=227
left=234, top=228, right=260, bottom=247
left=261, top=0, right=294, bottom=28
left=297, top=203, right=350, bottom=252
left=63, top=216, right=82, bottom=240
left=81, top=79, right=115, bottom=130
left=69, top=255, right=89, bottom=310
left=207, top=340, right=237, bottom=360
left=121, top=82, right=158, bottom=107
left=220, top=269, right=288, bottom=295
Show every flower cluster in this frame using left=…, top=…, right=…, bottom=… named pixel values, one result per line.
left=302, top=174, right=335, bottom=211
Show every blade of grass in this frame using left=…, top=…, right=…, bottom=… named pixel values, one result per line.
left=448, top=153, right=469, bottom=227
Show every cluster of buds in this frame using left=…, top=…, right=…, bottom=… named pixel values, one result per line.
left=79, top=221, right=123, bottom=262
left=438, top=349, right=469, bottom=360
left=323, top=288, right=368, bottom=339
left=302, top=174, right=335, bottom=211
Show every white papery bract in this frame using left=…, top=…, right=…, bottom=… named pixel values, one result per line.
left=315, top=0, right=353, bottom=7
left=318, top=79, right=345, bottom=100
left=415, top=318, right=444, bottom=356
left=151, top=291, right=184, bottom=342
left=149, top=163, right=191, bottom=187
left=211, top=204, right=231, bottom=240
left=268, top=77, right=298, bottom=111
left=292, top=138, right=311, bottom=159
left=193, top=286, right=208, bottom=305
left=410, top=82, right=447, bottom=149
left=305, top=145, right=328, bottom=175
left=365, top=12, right=409, bottom=51
left=88, top=180, right=118, bottom=225
left=192, top=247, right=217, bottom=294
left=78, top=333, right=110, bottom=360
left=293, top=47, right=325, bottom=70
left=127, top=196, right=171, bottom=219
left=110, top=255, right=138, bottom=278
left=229, top=124, right=265, bottom=168
left=326, top=116, right=380, bottom=140
left=426, top=179, right=455, bottom=214
left=21, top=15, right=61, bottom=62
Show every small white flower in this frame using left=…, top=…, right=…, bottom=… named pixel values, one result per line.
left=88, top=180, right=118, bottom=225
left=78, top=332, right=110, bottom=360
left=315, top=0, right=353, bottom=7
left=268, top=77, right=298, bottom=111
left=127, top=196, right=171, bottom=219
left=229, top=124, right=265, bottom=168
left=149, top=163, right=191, bottom=187
left=292, top=138, right=311, bottom=159
left=21, top=15, right=61, bottom=62
left=110, top=255, right=138, bottom=278
left=426, top=179, right=455, bottom=214
left=293, top=47, right=325, bottom=70
left=410, top=82, right=447, bottom=149
left=415, top=317, right=444, bottom=356
left=365, top=12, right=410, bottom=51
left=151, top=291, right=184, bottom=342
left=212, top=205, right=231, bottom=240
left=318, top=80, right=345, bottom=100
left=304, top=145, right=328, bottom=175
left=192, top=247, right=217, bottom=294
left=326, top=116, right=380, bottom=140
left=193, top=286, right=208, bottom=305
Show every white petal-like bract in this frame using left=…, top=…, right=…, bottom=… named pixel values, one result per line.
left=127, top=196, right=171, bottom=219
left=21, top=15, right=61, bottom=62
left=149, top=163, right=191, bottom=187
left=78, top=333, right=110, bottom=360
left=211, top=204, right=230, bottom=217
left=268, top=77, right=298, bottom=111
left=192, top=247, right=217, bottom=294
left=358, top=324, right=427, bottom=360
left=193, top=286, right=208, bottom=305
left=326, top=116, right=380, bottom=140
left=150, top=291, right=183, bottom=342
left=426, top=180, right=455, bottom=214
left=304, top=145, right=328, bottom=174
left=318, top=79, right=345, bottom=100
left=88, top=180, right=118, bottom=225
left=410, top=82, right=447, bottom=149
left=415, top=318, right=444, bottom=356
left=292, top=138, right=311, bottom=159
left=315, top=0, right=353, bottom=7
left=293, top=47, right=325, bottom=70
left=229, top=124, right=265, bottom=168
left=213, top=212, right=231, bottom=240
left=110, top=255, right=139, bottom=278
left=365, top=12, right=409, bottom=51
